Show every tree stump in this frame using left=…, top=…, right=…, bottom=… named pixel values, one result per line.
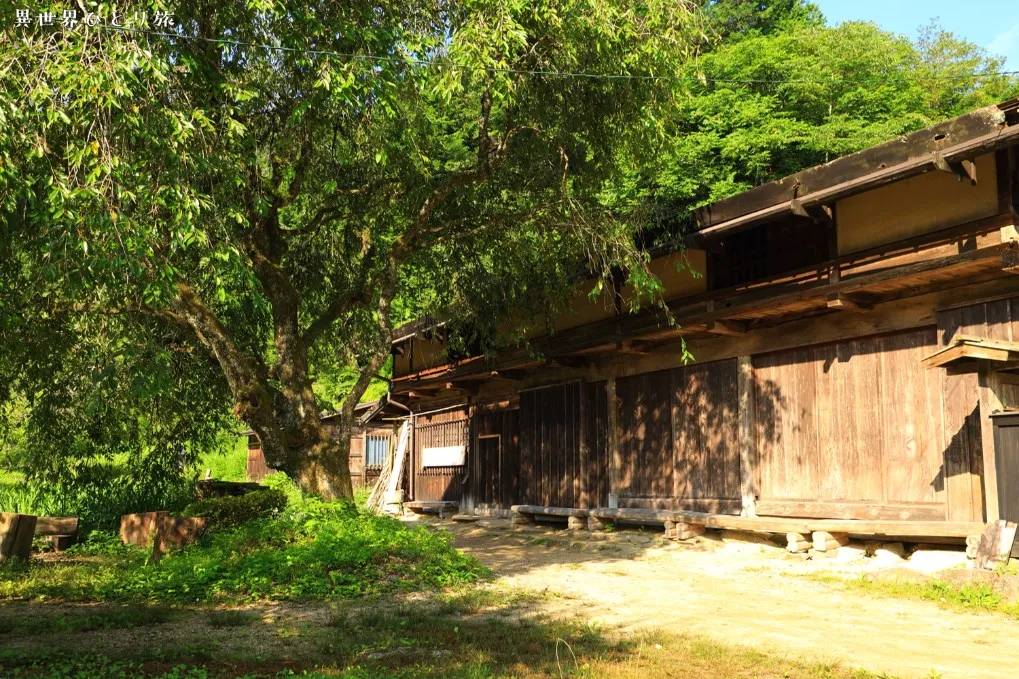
left=0, top=513, right=37, bottom=563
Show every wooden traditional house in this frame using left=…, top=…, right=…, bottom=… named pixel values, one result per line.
left=245, top=397, right=405, bottom=485
left=387, top=99, right=1019, bottom=540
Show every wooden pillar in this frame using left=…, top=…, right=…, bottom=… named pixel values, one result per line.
left=979, top=366, right=1005, bottom=522
left=737, top=356, right=758, bottom=517
left=607, top=376, right=621, bottom=507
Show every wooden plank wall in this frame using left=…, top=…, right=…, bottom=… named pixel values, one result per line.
left=469, top=407, right=521, bottom=507
left=581, top=381, right=610, bottom=508
left=518, top=383, right=583, bottom=507
left=753, top=328, right=982, bottom=521
left=616, top=361, right=741, bottom=512
left=413, top=409, right=468, bottom=502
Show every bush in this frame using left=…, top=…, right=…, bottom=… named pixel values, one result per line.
left=180, top=488, right=287, bottom=530
left=0, top=499, right=487, bottom=603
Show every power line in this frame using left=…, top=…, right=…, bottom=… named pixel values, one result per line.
left=69, top=23, right=1019, bottom=86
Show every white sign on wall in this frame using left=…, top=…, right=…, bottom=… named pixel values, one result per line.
left=421, top=445, right=465, bottom=467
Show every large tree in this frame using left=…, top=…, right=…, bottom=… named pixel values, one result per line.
left=0, top=1, right=702, bottom=499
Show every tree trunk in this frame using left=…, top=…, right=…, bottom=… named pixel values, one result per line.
left=290, top=429, right=354, bottom=501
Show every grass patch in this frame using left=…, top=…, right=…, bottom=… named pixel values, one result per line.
left=0, top=595, right=897, bottom=678
left=803, top=572, right=1019, bottom=618
left=0, top=604, right=178, bottom=636
left=0, top=498, right=486, bottom=604
left=206, top=609, right=258, bottom=628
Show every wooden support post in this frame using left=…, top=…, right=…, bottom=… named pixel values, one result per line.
left=706, top=320, right=747, bottom=336
left=607, top=376, right=621, bottom=508
left=737, top=356, right=757, bottom=518
left=0, top=513, right=37, bottom=563
left=979, top=366, right=1003, bottom=522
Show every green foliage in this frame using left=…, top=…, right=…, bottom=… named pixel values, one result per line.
left=196, top=437, right=250, bottom=483
left=612, top=18, right=1019, bottom=238
left=0, top=500, right=485, bottom=604
left=0, top=0, right=704, bottom=494
left=181, top=489, right=288, bottom=530
left=0, top=472, right=196, bottom=533
left=805, top=572, right=1019, bottom=619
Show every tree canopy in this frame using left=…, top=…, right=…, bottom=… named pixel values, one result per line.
left=0, top=0, right=702, bottom=499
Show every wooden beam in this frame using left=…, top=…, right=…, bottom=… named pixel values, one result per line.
left=607, top=376, right=621, bottom=507
left=587, top=507, right=983, bottom=538
left=980, top=365, right=1004, bottom=521
left=616, top=339, right=652, bottom=355
left=693, top=103, right=1016, bottom=235
left=826, top=293, right=874, bottom=311
left=923, top=343, right=1014, bottom=369
left=933, top=152, right=978, bottom=184
left=737, top=356, right=757, bottom=518
left=706, top=320, right=747, bottom=336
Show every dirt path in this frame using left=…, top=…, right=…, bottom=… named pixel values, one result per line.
left=449, top=522, right=1018, bottom=679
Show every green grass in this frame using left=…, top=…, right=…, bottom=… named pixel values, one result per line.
left=0, top=495, right=485, bottom=605
left=197, top=437, right=250, bottom=482
left=205, top=609, right=258, bottom=628
left=803, top=572, right=1019, bottom=618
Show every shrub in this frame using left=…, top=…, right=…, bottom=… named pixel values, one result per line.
left=180, top=489, right=287, bottom=530
left=0, top=501, right=487, bottom=603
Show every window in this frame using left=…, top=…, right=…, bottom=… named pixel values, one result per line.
left=709, top=216, right=829, bottom=290
left=365, top=434, right=390, bottom=470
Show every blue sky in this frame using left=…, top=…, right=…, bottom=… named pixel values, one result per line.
left=813, top=1, right=1019, bottom=69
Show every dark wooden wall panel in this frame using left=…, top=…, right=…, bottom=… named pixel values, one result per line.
left=518, top=383, right=590, bottom=507
left=470, top=407, right=520, bottom=507
left=753, top=328, right=981, bottom=519
left=671, top=360, right=740, bottom=502
left=582, top=381, right=609, bottom=507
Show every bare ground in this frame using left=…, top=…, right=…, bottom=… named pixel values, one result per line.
left=443, top=518, right=1019, bottom=679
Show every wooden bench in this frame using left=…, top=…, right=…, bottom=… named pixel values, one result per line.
left=405, top=501, right=459, bottom=518
left=511, top=505, right=589, bottom=529
left=35, top=516, right=79, bottom=551
left=587, top=507, right=982, bottom=540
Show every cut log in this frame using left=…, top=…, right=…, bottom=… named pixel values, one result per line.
left=812, top=531, right=849, bottom=551
left=0, top=513, right=37, bottom=563
left=48, top=535, right=76, bottom=552
left=34, top=517, right=79, bottom=537
left=151, top=516, right=208, bottom=562
left=120, top=511, right=169, bottom=546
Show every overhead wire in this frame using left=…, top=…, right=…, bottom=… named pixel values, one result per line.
left=72, top=23, right=1019, bottom=87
